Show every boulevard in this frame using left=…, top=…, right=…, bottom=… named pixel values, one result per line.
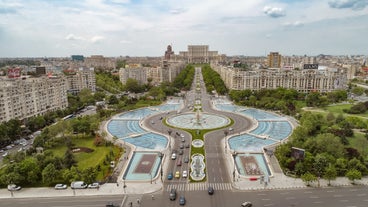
left=2, top=186, right=368, bottom=207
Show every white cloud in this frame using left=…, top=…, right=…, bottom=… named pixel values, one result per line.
left=328, top=0, right=368, bottom=10
left=90, top=36, right=105, bottom=43
left=263, top=6, right=286, bottom=18
left=65, top=34, right=85, bottom=41
left=283, top=21, right=304, bottom=27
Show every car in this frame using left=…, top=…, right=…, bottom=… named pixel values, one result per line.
left=175, top=171, right=180, bottom=178
left=169, top=188, right=177, bottom=200
left=177, top=160, right=182, bottom=166
left=179, top=195, right=186, bottom=205
left=171, top=153, right=177, bottom=160
left=185, top=143, right=190, bottom=148
left=229, top=127, right=234, bottom=131
left=178, top=149, right=183, bottom=155
left=208, top=186, right=214, bottom=195
left=71, top=181, right=88, bottom=189
left=106, top=202, right=119, bottom=207
left=179, top=144, right=184, bottom=149
left=182, top=170, right=188, bottom=178
left=184, top=156, right=189, bottom=163
left=180, top=134, right=185, bottom=138
left=55, top=184, right=67, bottom=190
left=241, top=201, right=252, bottom=207
left=181, top=137, right=185, bottom=142
left=7, top=184, right=21, bottom=191
left=167, top=172, right=173, bottom=180
left=88, top=182, right=100, bottom=189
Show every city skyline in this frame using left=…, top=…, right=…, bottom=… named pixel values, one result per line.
left=0, top=0, right=367, bottom=57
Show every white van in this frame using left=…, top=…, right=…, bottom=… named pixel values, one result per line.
left=71, top=181, right=87, bottom=189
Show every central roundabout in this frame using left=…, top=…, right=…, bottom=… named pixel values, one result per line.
left=166, top=111, right=230, bottom=129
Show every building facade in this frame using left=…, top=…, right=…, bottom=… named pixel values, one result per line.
left=268, top=52, right=282, bottom=68
left=65, top=67, right=96, bottom=94
left=212, top=64, right=347, bottom=93
left=0, top=76, right=68, bottom=123
left=178, top=45, right=222, bottom=63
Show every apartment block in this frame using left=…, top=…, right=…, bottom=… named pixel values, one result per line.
left=65, top=67, right=96, bottom=94
left=0, top=76, right=68, bottom=123
left=212, top=64, right=347, bottom=93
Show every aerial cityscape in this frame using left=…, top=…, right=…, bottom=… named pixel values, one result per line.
left=1, top=0, right=368, bottom=207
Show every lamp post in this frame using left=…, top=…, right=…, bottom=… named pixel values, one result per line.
left=150, top=172, right=153, bottom=184
left=224, top=130, right=229, bottom=153
left=159, top=152, right=164, bottom=182
left=123, top=176, right=126, bottom=193
left=168, top=129, right=172, bottom=151
left=232, top=151, right=237, bottom=182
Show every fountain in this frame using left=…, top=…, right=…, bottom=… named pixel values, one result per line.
left=190, top=154, right=205, bottom=181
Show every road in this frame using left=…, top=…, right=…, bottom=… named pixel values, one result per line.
left=4, top=186, right=368, bottom=207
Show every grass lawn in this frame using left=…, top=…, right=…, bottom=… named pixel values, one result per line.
left=305, top=104, right=368, bottom=119
left=348, top=132, right=368, bottom=158
left=48, top=135, right=122, bottom=180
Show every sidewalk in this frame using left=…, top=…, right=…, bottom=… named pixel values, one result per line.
left=0, top=182, right=162, bottom=199
left=234, top=172, right=368, bottom=191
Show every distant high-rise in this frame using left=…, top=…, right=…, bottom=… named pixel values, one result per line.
left=268, top=52, right=282, bottom=68
left=164, top=45, right=174, bottom=60
left=71, top=55, right=84, bottom=61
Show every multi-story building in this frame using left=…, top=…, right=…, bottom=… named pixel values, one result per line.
left=84, top=55, right=116, bottom=70
left=119, top=61, right=186, bottom=85
left=268, top=52, right=282, bottom=68
left=0, top=76, right=68, bottom=123
left=65, top=67, right=96, bottom=94
left=178, top=45, right=222, bottom=63
left=212, top=64, right=347, bottom=93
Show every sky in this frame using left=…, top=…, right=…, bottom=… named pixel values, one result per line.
left=0, top=0, right=367, bottom=57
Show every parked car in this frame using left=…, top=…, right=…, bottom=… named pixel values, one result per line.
left=106, top=202, right=119, bottom=207
left=7, top=184, right=21, bottom=191
left=54, top=184, right=67, bottom=190
left=208, top=186, right=214, bottom=195
left=175, top=171, right=180, bottom=178
left=241, top=201, right=252, bottom=207
left=88, top=182, right=100, bottom=189
left=179, top=195, right=186, bottom=205
left=182, top=170, right=188, bottom=178
left=71, top=181, right=87, bottom=189
left=184, top=156, right=189, bottom=163
left=167, top=172, right=173, bottom=180
left=169, top=188, right=177, bottom=200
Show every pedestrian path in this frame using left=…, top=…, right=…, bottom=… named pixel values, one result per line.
left=165, top=182, right=232, bottom=192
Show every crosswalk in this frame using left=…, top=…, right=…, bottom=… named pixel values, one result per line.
left=165, top=182, right=232, bottom=192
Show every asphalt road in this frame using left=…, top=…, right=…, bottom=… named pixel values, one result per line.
left=6, top=186, right=367, bottom=207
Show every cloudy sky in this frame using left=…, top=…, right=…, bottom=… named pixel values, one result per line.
left=0, top=0, right=367, bottom=57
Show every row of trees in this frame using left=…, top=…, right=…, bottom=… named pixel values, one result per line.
left=201, top=65, right=228, bottom=95
left=172, top=65, right=195, bottom=91
left=229, top=88, right=348, bottom=115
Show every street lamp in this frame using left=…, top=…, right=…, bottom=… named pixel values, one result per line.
left=123, top=176, right=126, bottom=193
left=232, top=151, right=237, bottom=182
left=224, top=130, right=229, bottom=153
left=150, top=172, right=153, bottom=184
left=168, top=129, right=172, bottom=151
left=159, top=152, right=164, bottom=182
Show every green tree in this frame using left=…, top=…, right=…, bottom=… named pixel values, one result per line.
left=323, top=165, right=337, bottom=186
left=345, top=169, right=362, bottom=184
left=42, top=163, right=58, bottom=184
left=63, top=149, right=77, bottom=169
left=301, top=172, right=317, bottom=186
left=125, top=78, right=143, bottom=93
